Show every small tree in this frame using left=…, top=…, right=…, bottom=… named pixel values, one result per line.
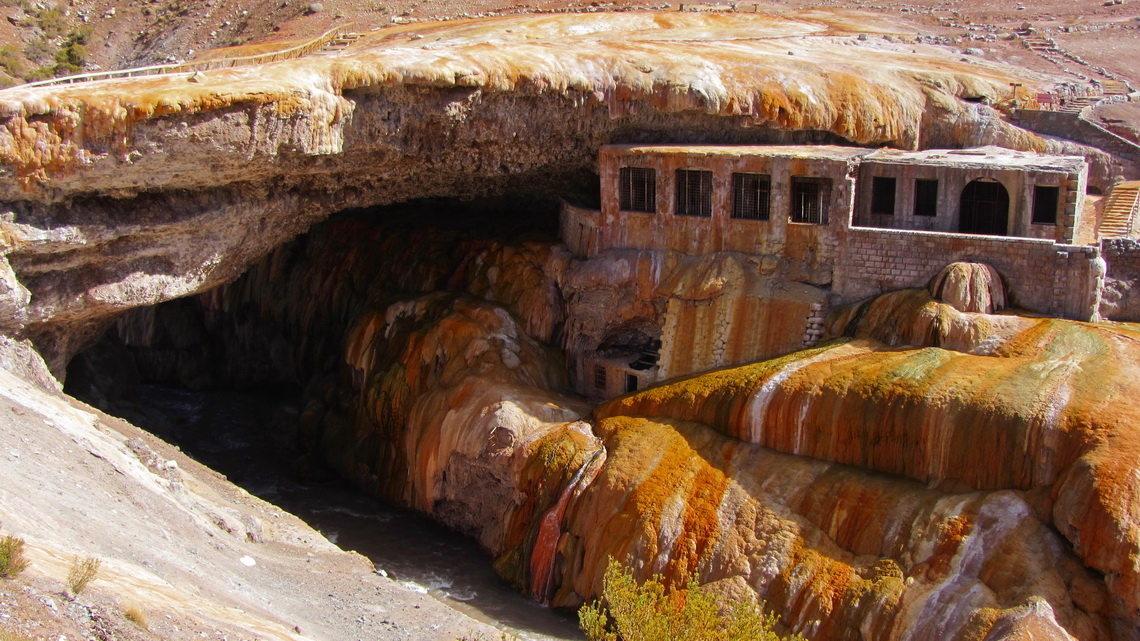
left=580, top=558, right=800, bottom=641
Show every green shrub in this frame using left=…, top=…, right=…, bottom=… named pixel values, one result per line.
left=35, top=7, right=66, bottom=38
left=0, top=44, right=25, bottom=79
left=66, top=555, right=100, bottom=595
left=24, top=65, right=56, bottom=81
left=0, top=535, right=29, bottom=579
left=579, top=558, right=801, bottom=641
left=23, top=36, right=54, bottom=63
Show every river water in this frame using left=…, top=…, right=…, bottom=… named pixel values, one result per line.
left=126, top=384, right=584, bottom=641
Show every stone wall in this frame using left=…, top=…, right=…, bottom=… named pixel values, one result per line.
left=835, top=226, right=1101, bottom=319
left=1015, top=108, right=1140, bottom=164
left=1099, top=237, right=1140, bottom=320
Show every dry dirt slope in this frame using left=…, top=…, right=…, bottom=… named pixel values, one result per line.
left=0, top=345, right=503, bottom=641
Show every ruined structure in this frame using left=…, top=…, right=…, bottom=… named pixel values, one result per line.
left=564, top=143, right=1135, bottom=398
left=1, top=9, right=1139, bottom=641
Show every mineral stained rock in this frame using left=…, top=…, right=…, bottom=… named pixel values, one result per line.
left=0, top=10, right=1112, bottom=369
left=91, top=216, right=1138, bottom=641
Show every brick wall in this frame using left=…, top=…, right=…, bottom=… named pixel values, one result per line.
left=836, top=226, right=1101, bottom=319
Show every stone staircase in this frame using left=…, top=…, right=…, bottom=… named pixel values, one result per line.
left=1098, top=181, right=1140, bottom=238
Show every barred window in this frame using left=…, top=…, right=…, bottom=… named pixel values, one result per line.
left=791, top=176, right=830, bottom=225
left=870, top=176, right=897, bottom=215
left=594, top=365, right=607, bottom=391
left=1033, top=185, right=1059, bottom=225
left=619, top=167, right=656, bottom=212
left=914, top=179, right=938, bottom=217
left=675, top=169, right=713, bottom=217
left=731, top=172, right=771, bottom=220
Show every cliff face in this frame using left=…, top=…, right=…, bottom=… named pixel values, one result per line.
left=84, top=220, right=1139, bottom=641
left=0, top=10, right=1117, bottom=370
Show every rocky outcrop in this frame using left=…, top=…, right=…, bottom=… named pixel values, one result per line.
left=0, top=11, right=1115, bottom=370
left=599, top=291, right=1140, bottom=639
left=928, top=261, right=1007, bottom=314
left=74, top=213, right=1139, bottom=641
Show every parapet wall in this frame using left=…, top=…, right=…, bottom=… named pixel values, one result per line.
left=835, top=227, right=1102, bottom=319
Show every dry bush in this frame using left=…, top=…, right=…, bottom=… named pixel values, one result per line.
left=123, top=600, right=148, bottom=629
left=66, top=555, right=101, bottom=595
left=0, top=535, right=29, bottom=579
left=0, top=628, right=33, bottom=641
left=579, top=557, right=802, bottom=641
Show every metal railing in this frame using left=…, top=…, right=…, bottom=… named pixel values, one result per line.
left=9, top=22, right=355, bottom=90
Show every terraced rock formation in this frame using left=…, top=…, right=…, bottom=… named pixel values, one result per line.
left=0, top=10, right=1118, bottom=372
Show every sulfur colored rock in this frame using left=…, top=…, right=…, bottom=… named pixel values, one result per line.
left=928, top=261, right=1007, bottom=313
left=0, top=10, right=1113, bottom=370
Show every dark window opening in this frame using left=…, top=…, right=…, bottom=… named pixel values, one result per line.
left=625, top=374, right=639, bottom=394
left=1033, top=185, right=1060, bottom=225
left=959, top=179, right=1010, bottom=235
left=619, top=167, right=656, bottom=213
left=870, top=176, right=897, bottom=215
left=675, top=169, right=713, bottom=217
left=594, top=365, right=607, bottom=391
left=731, top=172, right=771, bottom=220
left=791, top=176, right=831, bottom=225
left=914, top=179, right=938, bottom=217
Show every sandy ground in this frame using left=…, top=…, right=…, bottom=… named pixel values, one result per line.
left=0, top=361, right=504, bottom=641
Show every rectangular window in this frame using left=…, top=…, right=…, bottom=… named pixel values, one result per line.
left=914, top=179, right=938, bottom=217
left=731, top=172, right=771, bottom=220
left=594, top=365, right=607, bottom=391
left=790, top=177, right=830, bottom=225
left=1033, top=185, right=1059, bottom=224
left=870, top=176, right=896, bottom=215
left=619, top=167, right=656, bottom=213
left=675, top=169, right=713, bottom=217
left=625, top=374, right=639, bottom=394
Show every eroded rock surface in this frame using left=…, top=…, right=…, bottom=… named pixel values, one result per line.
left=0, top=11, right=1118, bottom=369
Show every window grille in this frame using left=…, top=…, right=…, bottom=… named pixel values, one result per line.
left=594, top=365, right=607, bottom=391
left=870, top=176, right=897, bottom=215
left=790, top=177, right=830, bottom=225
left=731, top=173, right=771, bottom=220
left=914, top=179, right=938, bottom=217
left=1033, top=185, right=1059, bottom=225
left=675, top=169, right=713, bottom=217
left=619, top=167, right=656, bottom=212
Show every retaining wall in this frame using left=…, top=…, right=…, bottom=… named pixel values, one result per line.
left=835, top=226, right=1101, bottom=320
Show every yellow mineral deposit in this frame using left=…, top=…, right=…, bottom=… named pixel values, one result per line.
left=0, top=11, right=1052, bottom=188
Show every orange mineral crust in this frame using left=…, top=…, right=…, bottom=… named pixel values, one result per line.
left=597, top=291, right=1140, bottom=634
left=0, top=11, right=1059, bottom=191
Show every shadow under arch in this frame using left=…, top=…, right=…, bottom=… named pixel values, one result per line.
left=959, top=178, right=1010, bottom=235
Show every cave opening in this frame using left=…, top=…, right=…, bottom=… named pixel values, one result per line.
left=63, top=191, right=593, bottom=640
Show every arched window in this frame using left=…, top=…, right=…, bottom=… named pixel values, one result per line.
left=959, top=179, right=1009, bottom=235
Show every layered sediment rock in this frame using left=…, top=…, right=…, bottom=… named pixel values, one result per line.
left=81, top=215, right=1139, bottom=641
left=0, top=11, right=1119, bottom=369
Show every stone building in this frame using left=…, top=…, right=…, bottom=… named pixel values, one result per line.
left=562, top=144, right=1112, bottom=399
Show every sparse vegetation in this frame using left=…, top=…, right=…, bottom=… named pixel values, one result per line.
left=66, top=555, right=101, bottom=595
left=0, top=45, right=26, bottom=79
left=23, top=35, right=53, bottom=63
left=35, top=6, right=67, bottom=38
left=0, top=628, right=34, bottom=641
left=0, top=534, right=29, bottom=579
left=122, top=601, right=149, bottom=629
left=579, top=558, right=801, bottom=641
left=52, top=28, right=90, bottom=76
